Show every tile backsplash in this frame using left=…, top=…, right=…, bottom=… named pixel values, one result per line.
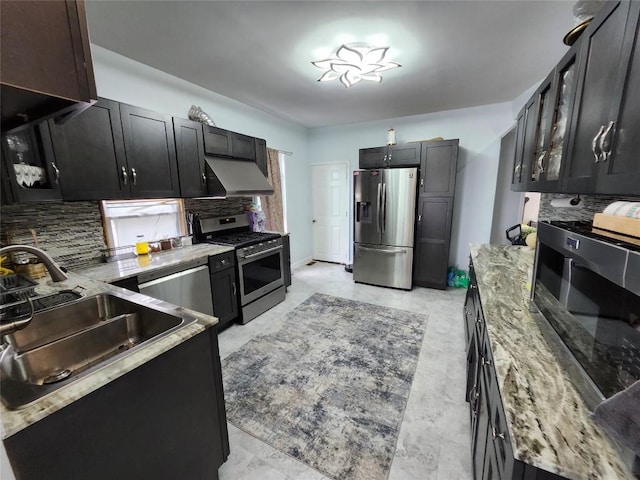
left=184, top=197, right=253, bottom=219
left=0, top=201, right=105, bottom=269
left=538, top=194, right=640, bottom=222
left=1, top=198, right=252, bottom=270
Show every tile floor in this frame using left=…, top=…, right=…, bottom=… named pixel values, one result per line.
left=217, top=262, right=472, bottom=480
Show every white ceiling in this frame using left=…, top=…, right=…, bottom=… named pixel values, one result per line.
left=85, top=1, right=575, bottom=129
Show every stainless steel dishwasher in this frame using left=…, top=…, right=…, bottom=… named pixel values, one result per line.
left=137, top=258, right=214, bottom=316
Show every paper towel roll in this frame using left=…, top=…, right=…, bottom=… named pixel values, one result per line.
left=603, top=201, right=640, bottom=219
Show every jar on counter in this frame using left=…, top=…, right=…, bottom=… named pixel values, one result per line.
left=135, top=235, right=149, bottom=255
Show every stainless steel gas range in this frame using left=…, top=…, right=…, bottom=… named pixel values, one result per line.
left=194, top=214, right=286, bottom=324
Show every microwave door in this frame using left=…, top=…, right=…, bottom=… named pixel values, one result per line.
left=354, top=170, right=382, bottom=245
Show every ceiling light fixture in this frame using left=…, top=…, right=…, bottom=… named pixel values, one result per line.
left=312, top=43, right=401, bottom=88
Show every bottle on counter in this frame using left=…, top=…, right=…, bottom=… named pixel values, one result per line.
left=135, top=235, right=149, bottom=255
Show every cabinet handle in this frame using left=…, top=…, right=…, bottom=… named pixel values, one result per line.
left=388, top=152, right=392, bottom=162
left=592, top=125, right=605, bottom=163
left=121, top=166, right=128, bottom=185
left=201, top=172, right=207, bottom=185
left=418, top=214, right=422, bottom=223
left=51, top=162, right=60, bottom=184
left=383, top=154, right=387, bottom=163
left=492, top=427, right=505, bottom=441
left=482, top=356, right=492, bottom=367
left=420, top=178, right=424, bottom=188
left=232, top=282, right=236, bottom=296
left=131, top=167, right=137, bottom=185
left=598, top=121, right=615, bottom=162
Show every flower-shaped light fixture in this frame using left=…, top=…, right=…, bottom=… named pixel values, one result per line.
left=312, top=43, right=401, bottom=88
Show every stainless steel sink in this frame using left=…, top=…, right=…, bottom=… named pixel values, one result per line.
left=0, top=291, right=197, bottom=409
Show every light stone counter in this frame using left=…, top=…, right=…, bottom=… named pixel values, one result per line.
left=470, top=244, right=634, bottom=479
left=0, top=270, right=219, bottom=439
left=74, top=243, right=235, bottom=283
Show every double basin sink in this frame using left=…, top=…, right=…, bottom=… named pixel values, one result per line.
left=1, top=290, right=197, bottom=409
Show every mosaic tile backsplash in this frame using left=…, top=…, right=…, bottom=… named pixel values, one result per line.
left=538, top=194, right=640, bottom=223
left=184, top=197, right=253, bottom=219
left=0, top=201, right=105, bottom=269
left=1, top=198, right=250, bottom=270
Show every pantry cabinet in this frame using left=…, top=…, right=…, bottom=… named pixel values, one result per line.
left=511, top=0, right=640, bottom=196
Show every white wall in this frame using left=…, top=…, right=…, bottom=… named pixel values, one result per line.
left=307, top=102, right=515, bottom=269
left=91, top=45, right=312, bottom=265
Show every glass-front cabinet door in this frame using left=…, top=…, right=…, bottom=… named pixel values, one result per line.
left=526, top=44, right=580, bottom=191
left=1, top=121, right=62, bottom=202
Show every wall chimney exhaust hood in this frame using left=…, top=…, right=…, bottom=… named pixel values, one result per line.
left=204, top=157, right=274, bottom=198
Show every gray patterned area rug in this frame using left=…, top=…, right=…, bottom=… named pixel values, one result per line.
left=222, top=293, right=428, bottom=480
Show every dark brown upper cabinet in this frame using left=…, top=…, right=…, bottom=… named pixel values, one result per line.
left=1, top=121, right=62, bottom=203
left=254, top=138, right=268, bottom=177
left=513, top=0, right=640, bottom=196
left=49, top=99, right=128, bottom=200
left=511, top=107, right=528, bottom=192
left=174, top=118, right=207, bottom=198
left=418, top=140, right=459, bottom=197
left=358, top=143, right=421, bottom=169
left=563, top=0, right=635, bottom=194
left=230, top=132, right=256, bottom=161
left=1, top=0, right=97, bottom=131
left=203, top=126, right=256, bottom=161
left=119, top=104, right=180, bottom=199
left=590, top=1, right=640, bottom=195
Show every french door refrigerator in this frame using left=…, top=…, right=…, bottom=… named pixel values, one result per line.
left=353, top=167, right=417, bottom=289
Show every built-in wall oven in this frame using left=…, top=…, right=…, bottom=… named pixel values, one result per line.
left=531, top=221, right=640, bottom=407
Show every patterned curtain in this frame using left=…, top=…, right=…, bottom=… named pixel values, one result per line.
left=260, top=148, right=284, bottom=232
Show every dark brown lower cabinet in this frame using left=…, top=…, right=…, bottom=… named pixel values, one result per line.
left=465, top=259, right=567, bottom=480
left=3, top=328, right=229, bottom=480
left=209, top=252, right=239, bottom=329
left=413, top=197, right=454, bottom=289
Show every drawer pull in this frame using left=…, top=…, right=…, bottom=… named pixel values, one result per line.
left=492, top=427, right=505, bottom=441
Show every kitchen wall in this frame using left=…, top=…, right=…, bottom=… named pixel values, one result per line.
left=90, top=45, right=312, bottom=265
left=307, top=102, right=514, bottom=269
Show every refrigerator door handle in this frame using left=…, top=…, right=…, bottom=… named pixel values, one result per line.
left=381, top=182, right=387, bottom=234
left=359, top=246, right=407, bottom=254
left=376, top=183, right=382, bottom=233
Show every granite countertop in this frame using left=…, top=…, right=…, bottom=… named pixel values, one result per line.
left=470, top=244, right=634, bottom=479
left=1, top=268, right=220, bottom=439
left=74, top=243, right=235, bottom=283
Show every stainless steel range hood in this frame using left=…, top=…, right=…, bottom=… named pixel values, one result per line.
left=204, top=157, right=273, bottom=198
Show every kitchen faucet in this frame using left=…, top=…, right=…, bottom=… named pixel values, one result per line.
left=0, top=245, right=68, bottom=335
left=0, top=245, right=68, bottom=282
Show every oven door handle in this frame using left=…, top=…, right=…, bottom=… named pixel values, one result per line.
left=240, top=245, right=283, bottom=262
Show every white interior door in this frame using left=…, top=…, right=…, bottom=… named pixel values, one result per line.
left=312, top=163, right=348, bottom=263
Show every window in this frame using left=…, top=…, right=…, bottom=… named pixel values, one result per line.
left=101, top=199, right=186, bottom=248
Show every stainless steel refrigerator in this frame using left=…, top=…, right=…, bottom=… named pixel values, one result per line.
left=353, top=167, right=417, bottom=289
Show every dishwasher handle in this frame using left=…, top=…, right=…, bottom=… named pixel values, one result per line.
left=136, top=258, right=208, bottom=284
left=138, top=265, right=209, bottom=289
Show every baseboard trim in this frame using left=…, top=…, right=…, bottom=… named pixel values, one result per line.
left=292, top=256, right=314, bottom=270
